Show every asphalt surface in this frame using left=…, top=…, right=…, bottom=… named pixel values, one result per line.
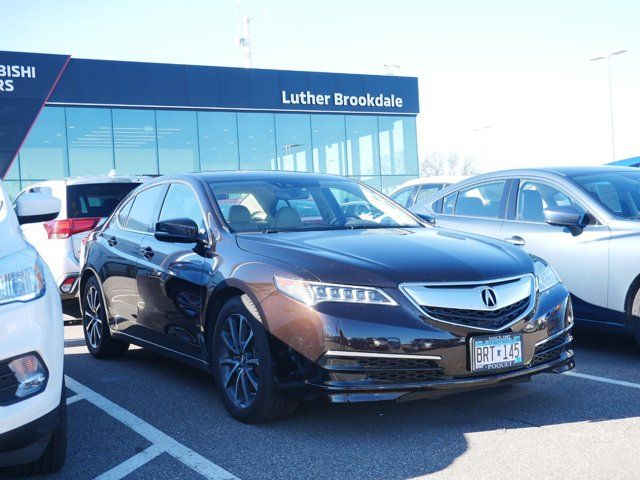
left=42, top=306, right=640, bottom=479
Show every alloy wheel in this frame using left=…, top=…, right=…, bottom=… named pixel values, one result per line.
left=84, top=285, right=103, bottom=350
left=218, top=313, right=260, bottom=409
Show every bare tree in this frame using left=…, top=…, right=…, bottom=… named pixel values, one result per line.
left=461, top=157, right=479, bottom=175
left=420, top=151, right=478, bottom=177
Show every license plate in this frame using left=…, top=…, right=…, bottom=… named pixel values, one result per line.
left=471, top=334, right=523, bottom=372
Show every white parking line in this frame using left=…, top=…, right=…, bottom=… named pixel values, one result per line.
left=95, top=445, right=164, bottom=480
left=65, top=375, right=239, bottom=480
left=66, top=394, right=83, bottom=406
left=563, top=371, right=640, bottom=389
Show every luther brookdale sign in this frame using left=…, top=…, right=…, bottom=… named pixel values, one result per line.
left=281, top=90, right=403, bottom=108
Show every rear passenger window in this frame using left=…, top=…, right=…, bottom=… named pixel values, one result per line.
left=126, top=185, right=165, bottom=232
left=117, top=198, right=134, bottom=226
left=159, top=184, right=206, bottom=231
left=454, top=181, right=507, bottom=219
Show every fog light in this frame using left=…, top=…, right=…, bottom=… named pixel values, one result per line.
left=60, top=276, right=77, bottom=294
left=9, top=354, right=47, bottom=398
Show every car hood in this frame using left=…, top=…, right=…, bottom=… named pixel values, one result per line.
left=236, top=227, right=533, bottom=287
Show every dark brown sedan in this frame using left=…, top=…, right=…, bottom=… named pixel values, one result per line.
left=80, top=171, right=574, bottom=423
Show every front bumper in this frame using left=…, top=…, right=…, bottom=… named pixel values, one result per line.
left=0, top=402, right=60, bottom=467
left=259, top=281, right=574, bottom=402
left=0, top=271, right=64, bottom=437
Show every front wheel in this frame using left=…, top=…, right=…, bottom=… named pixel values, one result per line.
left=82, top=277, right=129, bottom=358
left=212, top=296, right=298, bottom=423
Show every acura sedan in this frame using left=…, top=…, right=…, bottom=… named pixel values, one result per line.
left=80, top=172, right=574, bottom=423
left=424, top=166, right=640, bottom=343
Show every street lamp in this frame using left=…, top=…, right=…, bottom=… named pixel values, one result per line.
left=472, top=126, right=491, bottom=166
left=590, top=49, right=628, bottom=161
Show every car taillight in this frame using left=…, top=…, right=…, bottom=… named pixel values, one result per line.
left=43, top=217, right=101, bottom=239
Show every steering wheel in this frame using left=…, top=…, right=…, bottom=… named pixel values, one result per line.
left=329, top=214, right=359, bottom=226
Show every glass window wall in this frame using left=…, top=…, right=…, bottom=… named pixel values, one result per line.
left=275, top=114, right=312, bottom=172
left=112, top=109, right=158, bottom=176
left=157, top=110, right=199, bottom=174
left=237, top=113, right=276, bottom=170
left=11, top=107, right=419, bottom=198
left=67, top=107, right=114, bottom=176
left=198, top=112, right=239, bottom=171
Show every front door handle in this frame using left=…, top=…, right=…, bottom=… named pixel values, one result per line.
left=504, top=236, right=526, bottom=246
left=140, top=246, right=155, bottom=259
left=107, top=236, right=117, bottom=247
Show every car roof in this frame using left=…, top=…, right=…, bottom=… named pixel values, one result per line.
left=189, top=170, right=357, bottom=182
left=451, top=165, right=639, bottom=182
left=392, top=175, right=468, bottom=193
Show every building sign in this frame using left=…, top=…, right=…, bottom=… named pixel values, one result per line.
left=0, top=65, right=37, bottom=92
left=281, top=90, right=403, bottom=108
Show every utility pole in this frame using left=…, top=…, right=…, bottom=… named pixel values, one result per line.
left=236, top=2, right=267, bottom=68
left=590, top=49, right=627, bottom=162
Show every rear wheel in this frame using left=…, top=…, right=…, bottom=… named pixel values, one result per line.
left=212, top=297, right=298, bottom=423
left=82, top=276, right=129, bottom=358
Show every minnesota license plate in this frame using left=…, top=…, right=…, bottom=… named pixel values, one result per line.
left=471, top=334, right=523, bottom=372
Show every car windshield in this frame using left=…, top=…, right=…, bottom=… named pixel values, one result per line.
left=570, top=171, right=640, bottom=220
left=208, top=177, right=423, bottom=233
left=67, top=183, right=139, bottom=219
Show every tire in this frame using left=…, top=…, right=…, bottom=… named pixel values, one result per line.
left=212, top=296, right=299, bottom=423
left=629, top=285, right=640, bottom=347
left=82, top=276, right=129, bottom=358
left=3, top=390, right=67, bottom=476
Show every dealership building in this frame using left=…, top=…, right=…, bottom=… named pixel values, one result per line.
left=0, top=51, right=420, bottom=200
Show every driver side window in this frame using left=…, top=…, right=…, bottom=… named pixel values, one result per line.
left=516, top=180, right=585, bottom=223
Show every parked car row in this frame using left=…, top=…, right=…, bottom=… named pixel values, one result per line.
left=2, top=164, right=634, bottom=472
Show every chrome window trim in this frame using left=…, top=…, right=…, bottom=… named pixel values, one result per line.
left=399, top=274, right=537, bottom=333
left=324, top=350, right=441, bottom=360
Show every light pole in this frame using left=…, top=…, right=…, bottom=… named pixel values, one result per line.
left=590, top=49, right=627, bottom=161
left=472, top=126, right=491, bottom=167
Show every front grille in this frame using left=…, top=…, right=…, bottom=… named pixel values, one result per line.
left=322, top=355, right=445, bottom=385
left=531, top=333, right=570, bottom=366
left=0, top=363, right=19, bottom=405
left=367, top=370, right=443, bottom=384
left=354, top=357, right=439, bottom=370
left=423, top=296, right=531, bottom=330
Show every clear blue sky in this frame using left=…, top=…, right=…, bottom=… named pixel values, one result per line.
left=3, top=0, right=639, bottom=171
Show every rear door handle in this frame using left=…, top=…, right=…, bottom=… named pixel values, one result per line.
left=504, top=236, right=525, bottom=246
left=107, top=236, right=117, bottom=246
left=140, top=246, right=155, bottom=259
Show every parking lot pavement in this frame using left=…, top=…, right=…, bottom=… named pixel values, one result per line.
left=50, top=309, right=640, bottom=480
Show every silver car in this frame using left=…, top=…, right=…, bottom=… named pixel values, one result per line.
left=421, top=166, right=640, bottom=345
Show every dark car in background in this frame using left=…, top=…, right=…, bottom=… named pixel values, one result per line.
left=79, top=171, right=574, bottom=423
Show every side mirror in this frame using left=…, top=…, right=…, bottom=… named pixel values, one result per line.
left=155, top=218, right=201, bottom=244
left=417, top=212, right=436, bottom=225
left=544, top=206, right=588, bottom=228
left=15, top=192, right=61, bottom=225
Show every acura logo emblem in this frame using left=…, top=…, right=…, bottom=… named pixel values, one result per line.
left=481, top=287, right=498, bottom=308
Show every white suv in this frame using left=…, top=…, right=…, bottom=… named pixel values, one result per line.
left=0, top=179, right=66, bottom=474
left=15, top=174, right=147, bottom=302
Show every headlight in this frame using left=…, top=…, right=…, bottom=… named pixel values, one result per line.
left=532, top=257, right=560, bottom=293
left=273, top=276, right=398, bottom=307
left=0, top=249, right=46, bottom=306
